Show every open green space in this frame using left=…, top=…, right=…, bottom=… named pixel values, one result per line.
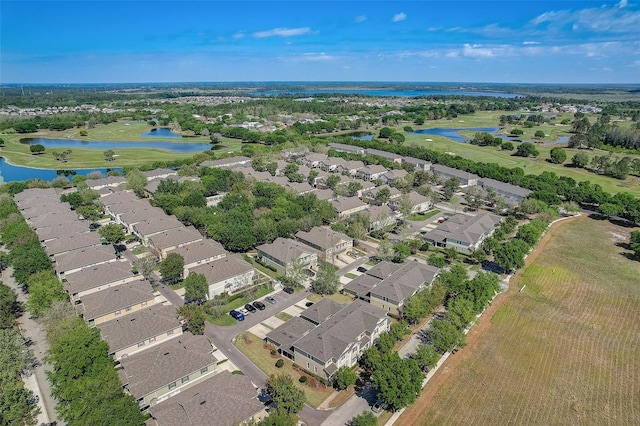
left=234, top=332, right=334, bottom=408
left=407, top=209, right=441, bottom=222
left=0, top=120, right=243, bottom=169
left=400, top=217, right=640, bottom=425
left=207, top=285, right=273, bottom=326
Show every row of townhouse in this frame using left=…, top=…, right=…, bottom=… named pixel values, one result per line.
left=265, top=298, right=389, bottom=381
left=14, top=187, right=266, bottom=425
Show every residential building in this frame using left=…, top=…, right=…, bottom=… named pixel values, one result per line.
left=85, top=176, right=127, bottom=191
left=402, top=156, right=432, bottom=171
left=199, top=156, right=251, bottom=169
left=43, top=232, right=102, bottom=257
left=364, top=148, right=402, bottom=163
left=63, top=260, right=138, bottom=303
left=55, top=245, right=117, bottom=277
left=477, top=178, right=532, bottom=203
left=256, top=238, right=318, bottom=275
left=36, top=221, right=89, bottom=242
left=267, top=300, right=389, bottom=380
left=132, top=216, right=185, bottom=244
left=97, top=304, right=183, bottom=360
left=366, top=205, right=397, bottom=231
left=423, top=212, right=503, bottom=253
left=357, top=165, right=388, bottom=181
left=335, top=160, right=365, bottom=176
left=389, top=191, right=432, bottom=214
left=332, top=196, right=368, bottom=218
left=147, top=370, right=266, bottom=426
left=295, top=226, right=353, bottom=262
left=301, top=153, right=329, bottom=168
left=148, top=226, right=203, bottom=259
left=79, top=280, right=156, bottom=327
left=328, top=143, right=365, bottom=155
left=431, top=164, right=479, bottom=187
left=118, top=334, right=218, bottom=408
left=167, top=239, right=228, bottom=275
left=380, top=169, right=408, bottom=185
left=361, top=185, right=401, bottom=206
left=188, top=254, right=256, bottom=298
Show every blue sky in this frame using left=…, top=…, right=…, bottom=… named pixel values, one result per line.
left=1, top=0, right=639, bottom=84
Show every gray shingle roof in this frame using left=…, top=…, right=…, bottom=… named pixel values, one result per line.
left=55, top=245, right=116, bottom=273
left=97, top=304, right=181, bottom=353
left=423, top=213, right=501, bottom=246
left=168, top=239, right=227, bottom=265
left=80, top=280, right=155, bottom=320
left=295, top=227, right=352, bottom=253
left=300, top=298, right=346, bottom=325
left=342, top=273, right=381, bottom=299
left=148, top=226, right=203, bottom=252
left=188, top=254, right=254, bottom=284
left=365, top=261, right=401, bottom=280
left=148, top=370, right=263, bottom=426
left=256, top=238, right=317, bottom=265
left=292, top=300, right=388, bottom=364
left=44, top=232, right=102, bottom=256
left=370, top=261, right=439, bottom=304
left=63, top=261, right=137, bottom=295
left=119, top=334, right=214, bottom=399
left=265, top=316, right=316, bottom=350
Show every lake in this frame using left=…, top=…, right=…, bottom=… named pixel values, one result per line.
left=414, top=128, right=570, bottom=145
left=251, top=89, right=518, bottom=98
left=140, top=127, right=183, bottom=138
left=23, top=137, right=211, bottom=153
left=0, top=157, right=122, bottom=183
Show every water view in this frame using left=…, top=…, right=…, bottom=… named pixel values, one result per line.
left=414, top=128, right=570, bottom=145
left=0, top=157, right=122, bottom=183
left=23, top=137, right=211, bottom=153
left=140, top=127, right=183, bottom=138
left=251, top=89, right=519, bottom=98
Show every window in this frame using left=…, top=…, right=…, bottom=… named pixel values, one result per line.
left=168, top=382, right=176, bottom=390
left=314, top=366, right=317, bottom=373
left=167, top=330, right=173, bottom=336
left=181, top=376, right=189, bottom=384
left=149, top=336, right=156, bottom=342
left=138, top=341, right=145, bottom=348
left=307, top=362, right=310, bottom=369
left=125, top=306, right=132, bottom=312
left=200, top=367, right=208, bottom=374
left=115, top=310, right=121, bottom=316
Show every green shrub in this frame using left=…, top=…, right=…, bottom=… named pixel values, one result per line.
left=275, top=359, right=284, bottom=368
left=299, top=376, right=308, bottom=383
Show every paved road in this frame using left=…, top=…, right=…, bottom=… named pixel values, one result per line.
left=204, top=288, right=331, bottom=426
left=2, top=265, right=57, bottom=425
left=321, top=381, right=379, bottom=426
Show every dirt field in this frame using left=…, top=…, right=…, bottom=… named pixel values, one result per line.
left=396, top=216, right=640, bottom=426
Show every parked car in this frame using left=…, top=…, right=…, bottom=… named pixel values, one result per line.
left=265, top=296, right=277, bottom=304
left=305, top=301, right=314, bottom=307
left=372, top=399, right=383, bottom=413
left=244, top=303, right=257, bottom=313
left=357, top=266, right=368, bottom=273
left=229, top=310, right=245, bottom=321
left=253, top=301, right=266, bottom=310
left=283, top=287, right=294, bottom=294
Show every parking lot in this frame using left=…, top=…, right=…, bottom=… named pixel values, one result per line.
left=247, top=297, right=314, bottom=339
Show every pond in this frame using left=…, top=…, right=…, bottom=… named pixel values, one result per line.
left=348, top=133, right=373, bottom=141
left=414, top=128, right=570, bottom=145
left=140, top=127, right=183, bottom=138
left=0, top=157, right=122, bottom=183
left=22, top=137, right=211, bottom=153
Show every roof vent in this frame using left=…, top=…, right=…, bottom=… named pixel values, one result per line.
left=164, top=352, right=170, bottom=356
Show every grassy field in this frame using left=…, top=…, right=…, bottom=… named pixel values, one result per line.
left=234, top=331, right=334, bottom=408
left=399, top=217, right=640, bottom=425
left=0, top=120, right=244, bottom=169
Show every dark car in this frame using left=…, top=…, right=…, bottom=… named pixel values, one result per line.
left=244, top=303, right=257, bottom=313
left=229, top=310, right=245, bottom=321
left=265, top=296, right=277, bottom=304
left=305, top=301, right=314, bottom=307
left=283, top=287, right=294, bottom=294
left=357, top=266, right=368, bottom=273
left=253, top=301, right=266, bottom=310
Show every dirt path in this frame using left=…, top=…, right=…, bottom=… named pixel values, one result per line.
left=395, top=215, right=581, bottom=426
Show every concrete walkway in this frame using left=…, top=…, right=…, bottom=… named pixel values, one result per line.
left=2, top=265, right=57, bottom=425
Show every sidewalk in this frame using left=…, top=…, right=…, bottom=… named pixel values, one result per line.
left=3, top=265, right=57, bottom=425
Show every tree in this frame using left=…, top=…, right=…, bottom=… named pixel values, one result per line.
left=98, top=224, right=125, bottom=246
left=549, top=147, right=567, bottom=164
left=125, top=168, right=147, bottom=197
left=379, top=127, right=393, bottom=138
left=630, top=230, right=640, bottom=259
left=411, top=344, right=440, bottom=372
left=371, top=352, right=423, bottom=412
left=493, top=239, right=529, bottom=272
left=133, top=256, right=157, bottom=281
left=265, top=374, right=305, bottom=414
left=514, top=142, right=539, bottom=157
left=325, top=174, right=341, bottom=190
left=397, top=193, right=414, bottom=218
left=0, top=285, right=18, bottom=329
left=333, top=366, right=357, bottom=390
left=501, top=141, right=514, bottom=151
left=374, top=187, right=391, bottom=204
left=510, top=128, right=524, bottom=136
left=571, top=152, right=590, bottom=168
left=184, top=272, right=208, bottom=304
left=445, top=297, right=476, bottom=330
left=534, top=130, right=546, bottom=139
left=442, top=177, right=460, bottom=201
left=427, top=253, right=446, bottom=268
left=350, top=411, right=377, bottom=426
left=464, top=186, right=484, bottom=211
left=393, top=243, right=411, bottom=263
left=29, top=144, right=45, bottom=155
left=104, top=149, right=116, bottom=162
left=158, top=252, right=184, bottom=284
left=429, top=319, right=466, bottom=353
left=312, top=261, right=339, bottom=295
left=25, top=271, right=67, bottom=317
left=177, top=304, right=206, bottom=334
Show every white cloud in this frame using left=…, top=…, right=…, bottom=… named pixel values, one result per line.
left=301, top=52, right=335, bottom=61
left=530, top=3, right=640, bottom=34
left=253, top=27, right=312, bottom=38
left=618, top=0, right=628, bottom=8
left=354, top=15, right=367, bottom=23
left=233, top=32, right=245, bottom=39
left=392, top=12, right=406, bottom=23
left=523, top=41, right=540, bottom=45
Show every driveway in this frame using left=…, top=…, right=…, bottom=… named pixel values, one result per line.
left=203, top=287, right=331, bottom=426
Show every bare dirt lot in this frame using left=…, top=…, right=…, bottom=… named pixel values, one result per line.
left=397, top=216, right=640, bottom=426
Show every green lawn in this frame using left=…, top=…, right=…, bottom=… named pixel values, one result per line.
left=344, top=273, right=357, bottom=279
left=275, top=312, right=293, bottom=322
left=407, top=209, right=441, bottom=221
left=207, top=285, right=273, bottom=326
left=234, top=332, right=333, bottom=408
